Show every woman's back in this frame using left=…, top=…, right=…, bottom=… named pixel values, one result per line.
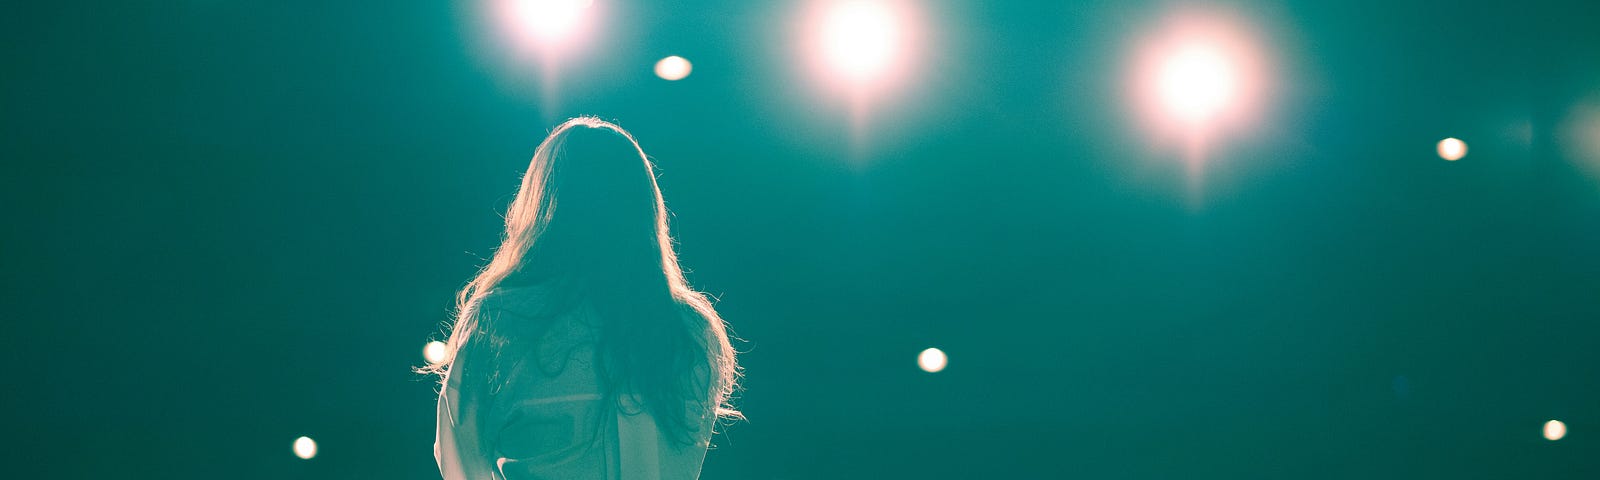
left=435, top=285, right=716, bottom=480
left=431, top=117, right=739, bottom=479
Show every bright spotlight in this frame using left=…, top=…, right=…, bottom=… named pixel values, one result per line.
left=293, top=436, right=318, bottom=460
left=1437, top=137, right=1467, bottom=161
left=798, top=0, right=925, bottom=136
left=511, top=0, right=594, bottom=44
left=1127, top=10, right=1272, bottom=141
left=654, top=55, right=692, bottom=81
left=1158, top=45, right=1238, bottom=125
left=423, top=341, right=449, bottom=365
left=1544, top=420, right=1567, bottom=441
left=819, top=1, right=902, bottom=83
left=917, top=347, right=947, bottom=373
left=1122, top=9, right=1275, bottom=205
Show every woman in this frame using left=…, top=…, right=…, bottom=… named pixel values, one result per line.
left=427, top=117, right=741, bottom=479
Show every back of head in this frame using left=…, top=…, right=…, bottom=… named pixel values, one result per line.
left=432, top=116, right=740, bottom=443
left=504, top=119, right=669, bottom=292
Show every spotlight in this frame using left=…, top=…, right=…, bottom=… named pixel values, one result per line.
left=510, top=0, right=594, bottom=44
left=1127, top=10, right=1272, bottom=135
left=1437, top=137, right=1467, bottom=161
left=1123, top=8, right=1276, bottom=195
left=293, top=436, right=318, bottom=460
left=817, top=1, right=903, bottom=84
left=654, top=55, right=692, bottom=81
left=423, top=341, right=448, bottom=365
left=917, top=347, right=947, bottom=373
left=1157, top=44, right=1239, bottom=125
left=1544, top=420, right=1567, bottom=441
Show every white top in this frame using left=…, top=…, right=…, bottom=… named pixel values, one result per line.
left=435, top=287, right=715, bottom=480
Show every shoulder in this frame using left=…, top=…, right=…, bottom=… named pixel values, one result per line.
left=481, top=284, right=552, bottom=313
left=472, top=284, right=595, bottom=350
left=475, top=284, right=572, bottom=329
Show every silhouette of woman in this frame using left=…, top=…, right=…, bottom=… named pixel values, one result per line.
left=428, top=117, right=740, bottom=479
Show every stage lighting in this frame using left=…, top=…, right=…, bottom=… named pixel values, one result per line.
left=796, top=0, right=926, bottom=135
left=917, top=347, right=947, bottom=373
left=655, top=55, right=692, bottom=81
left=1123, top=8, right=1275, bottom=195
left=818, top=1, right=902, bottom=83
left=1158, top=44, right=1238, bottom=125
left=1127, top=10, right=1272, bottom=134
left=423, top=341, right=448, bottom=365
left=1437, top=137, right=1467, bottom=161
left=293, top=436, right=318, bottom=460
left=1544, top=420, right=1567, bottom=441
left=511, top=0, right=594, bottom=44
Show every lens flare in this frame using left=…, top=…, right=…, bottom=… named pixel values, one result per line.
left=800, top=0, right=924, bottom=96
left=1128, top=11, right=1270, bottom=136
left=654, top=55, right=693, bottom=81
left=819, top=1, right=902, bottom=83
left=796, top=0, right=928, bottom=140
left=1544, top=420, right=1567, bottom=441
left=423, top=341, right=449, bottom=365
left=510, top=0, right=594, bottom=44
left=1437, top=137, right=1467, bottom=161
left=1157, top=45, right=1239, bottom=125
left=917, top=347, right=947, bottom=373
left=1123, top=8, right=1277, bottom=204
left=293, top=436, right=318, bottom=460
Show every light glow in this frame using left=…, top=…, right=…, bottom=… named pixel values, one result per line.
left=1544, top=420, right=1567, bottom=441
left=796, top=0, right=928, bottom=138
left=1158, top=45, right=1239, bottom=125
left=1126, top=10, right=1273, bottom=144
left=1561, top=99, right=1600, bottom=181
left=917, top=347, right=947, bottom=373
left=1437, top=137, right=1467, bottom=161
left=1123, top=8, right=1277, bottom=204
left=423, top=341, right=449, bottom=365
left=293, top=436, right=318, bottom=460
left=654, top=55, right=692, bottom=81
left=510, top=0, right=594, bottom=44
left=818, top=1, right=902, bottom=83
left=483, top=0, right=603, bottom=111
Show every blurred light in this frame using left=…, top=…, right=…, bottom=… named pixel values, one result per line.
left=479, top=0, right=604, bottom=113
left=654, top=55, right=692, bottom=81
left=1125, top=9, right=1274, bottom=173
left=1437, top=137, right=1467, bottom=161
left=511, top=0, right=594, bottom=43
left=917, top=347, right=947, bottom=373
left=818, top=1, right=902, bottom=83
left=293, top=436, right=318, bottom=460
left=804, top=0, right=924, bottom=98
left=797, top=0, right=927, bottom=138
left=1157, top=44, right=1238, bottom=125
left=1544, top=420, right=1567, bottom=441
left=423, top=341, right=449, bottom=365
left=1562, top=98, right=1600, bottom=180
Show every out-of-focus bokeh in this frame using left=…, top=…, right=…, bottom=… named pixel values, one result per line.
left=4, top=1, right=1597, bottom=478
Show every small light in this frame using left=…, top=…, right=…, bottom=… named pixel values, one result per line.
left=293, top=436, right=318, bottom=460
left=423, top=341, right=449, bottom=365
left=1437, top=137, right=1467, bottom=161
left=1544, top=420, right=1567, bottom=441
left=654, top=55, right=692, bottom=81
left=917, top=347, right=947, bottom=373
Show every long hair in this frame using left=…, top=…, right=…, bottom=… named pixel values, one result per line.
left=427, top=116, right=740, bottom=441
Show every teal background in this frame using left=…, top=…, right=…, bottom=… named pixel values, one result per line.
left=4, top=1, right=1597, bottom=478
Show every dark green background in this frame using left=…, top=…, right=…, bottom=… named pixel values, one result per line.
left=4, top=1, right=1597, bottom=478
